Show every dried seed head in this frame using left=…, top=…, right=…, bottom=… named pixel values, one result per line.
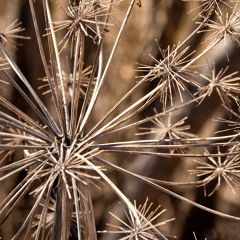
left=102, top=198, right=174, bottom=239
left=52, top=0, right=116, bottom=53
left=137, top=44, right=199, bottom=109
left=195, top=64, right=240, bottom=107
left=0, top=19, right=30, bottom=47
left=137, top=110, right=195, bottom=153
left=189, top=146, right=240, bottom=199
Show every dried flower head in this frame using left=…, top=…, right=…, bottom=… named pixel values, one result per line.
left=200, top=4, right=240, bottom=47
left=102, top=198, right=174, bottom=239
left=189, top=147, right=240, bottom=199
left=137, top=110, right=195, bottom=153
left=137, top=44, right=199, bottom=108
left=195, top=64, right=240, bottom=107
left=0, top=19, right=29, bottom=46
left=52, top=0, right=116, bottom=52
left=1, top=0, right=240, bottom=238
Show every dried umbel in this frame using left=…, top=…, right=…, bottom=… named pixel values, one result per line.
left=1, top=0, right=240, bottom=239
left=195, top=64, right=240, bottom=107
left=137, top=44, right=199, bottom=108
left=0, top=20, right=30, bottom=46
left=52, top=0, right=118, bottom=53
left=102, top=198, right=175, bottom=239
left=190, top=147, right=240, bottom=199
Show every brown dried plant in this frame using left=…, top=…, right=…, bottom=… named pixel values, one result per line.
left=1, top=0, right=240, bottom=239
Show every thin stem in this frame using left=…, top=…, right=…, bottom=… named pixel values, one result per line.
left=78, top=0, right=137, bottom=134
left=44, top=0, right=70, bottom=137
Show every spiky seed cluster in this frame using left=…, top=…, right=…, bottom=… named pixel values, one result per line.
left=200, top=4, right=240, bottom=47
left=189, top=147, right=240, bottom=199
left=137, top=45, right=199, bottom=108
left=195, top=64, right=240, bottom=107
left=1, top=0, right=240, bottom=239
left=0, top=20, right=29, bottom=46
left=104, top=198, right=174, bottom=239
left=0, top=1, right=116, bottom=238
left=52, top=0, right=115, bottom=52
left=137, top=110, right=195, bottom=153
